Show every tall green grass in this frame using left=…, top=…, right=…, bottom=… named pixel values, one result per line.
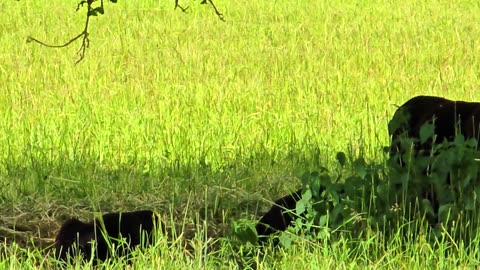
left=1, top=0, right=480, bottom=268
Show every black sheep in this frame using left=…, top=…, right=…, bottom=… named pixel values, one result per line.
left=255, top=189, right=303, bottom=242
left=388, top=95, right=480, bottom=224
left=55, top=210, right=163, bottom=262
left=389, top=95, right=480, bottom=160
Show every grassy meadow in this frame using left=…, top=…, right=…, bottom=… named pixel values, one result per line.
left=1, top=0, right=480, bottom=268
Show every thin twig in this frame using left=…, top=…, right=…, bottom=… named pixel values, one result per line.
left=175, top=0, right=189, bottom=13
left=74, top=1, right=93, bottom=65
left=202, top=0, right=225, bottom=21
left=26, top=32, right=84, bottom=48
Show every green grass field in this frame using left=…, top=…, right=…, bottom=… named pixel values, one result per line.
left=1, top=0, right=480, bottom=268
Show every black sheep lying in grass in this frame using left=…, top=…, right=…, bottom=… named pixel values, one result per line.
left=55, top=210, right=163, bottom=262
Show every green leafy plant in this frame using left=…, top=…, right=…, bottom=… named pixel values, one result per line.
left=277, top=123, right=480, bottom=250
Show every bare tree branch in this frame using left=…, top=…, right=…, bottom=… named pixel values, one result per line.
left=201, top=0, right=225, bottom=21
left=175, top=0, right=189, bottom=13
left=25, top=0, right=225, bottom=64
left=26, top=0, right=97, bottom=64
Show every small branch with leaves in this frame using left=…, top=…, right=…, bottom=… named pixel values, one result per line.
left=26, top=0, right=104, bottom=64
left=25, top=0, right=224, bottom=64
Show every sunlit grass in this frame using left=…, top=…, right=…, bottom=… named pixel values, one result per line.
left=0, top=0, right=480, bottom=268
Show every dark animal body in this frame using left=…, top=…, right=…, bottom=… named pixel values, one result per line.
left=256, top=184, right=342, bottom=244
left=55, top=210, right=162, bottom=262
left=389, top=95, right=480, bottom=158
left=257, top=96, right=480, bottom=243
left=255, top=189, right=303, bottom=242
left=388, top=95, right=480, bottom=224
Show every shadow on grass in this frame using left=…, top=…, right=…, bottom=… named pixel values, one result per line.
left=0, top=146, right=342, bottom=264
